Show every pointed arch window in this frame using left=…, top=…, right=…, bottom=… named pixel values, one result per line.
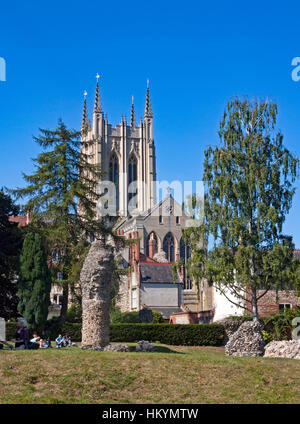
left=180, top=238, right=192, bottom=290
left=163, top=232, right=175, bottom=262
left=109, top=153, right=119, bottom=210
left=128, top=155, right=138, bottom=205
left=180, top=238, right=191, bottom=264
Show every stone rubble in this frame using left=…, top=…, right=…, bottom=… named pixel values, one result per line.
left=103, top=344, right=130, bottom=352
left=136, top=340, right=156, bottom=352
left=217, top=319, right=244, bottom=345
left=225, top=320, right=265, bottom=357
left=264, top=340, right=300, bottom=359
left=81, top=343, right=130, bottom=352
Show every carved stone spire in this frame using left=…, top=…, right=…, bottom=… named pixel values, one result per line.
left=81, top=90, right=89, bottom=131
left=130, top=96, right=136, bottom=127
left=144, top=79, right=153, bottom=118
left=93, top=73, right=102, bottom=114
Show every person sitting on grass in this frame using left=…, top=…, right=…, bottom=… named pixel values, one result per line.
left=11, top=319, right=29, bottom=350
left=41, top=337, right=52, bottom=348
left=29, top=333, right=41, bottom=349
left=63, top=334, right=71, bottom=347
left=55, top=334, right=64, bottom=348
left=0, top=340, right=13, bottom=350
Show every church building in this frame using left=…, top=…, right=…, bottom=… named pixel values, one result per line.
left=80, top=75, right=213, bottom=321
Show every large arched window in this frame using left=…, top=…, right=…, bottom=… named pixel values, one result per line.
left=180, top=238, right=191, bottom=264
left=128, top=155, right=137, bottom=205
left=180, top=238, right=192, bottom=290
left=109, top=153, right=119, bottom=210
left=146, top=231, right=158, bottom=257
left=163, top=232, right=175, bottom=262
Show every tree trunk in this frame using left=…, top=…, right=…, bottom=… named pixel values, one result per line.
left=251, top=287, right=259, bottom=322
left=248, top=217, right=259, bottom=322
left=80, top=239, right=114, bottom=348
left=61, top=281, right=69, bottom=319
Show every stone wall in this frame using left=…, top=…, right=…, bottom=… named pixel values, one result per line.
left=264, top=340, right=300, bottom=359
left=246, top=290, right=300, bottom=316
left=225, top=321, right=265, bottom=357
left=0, top=318, right=5, bottom=341
left=217, top=319, right=245, bottom=345
left=115, top=274, right=131, bottom=312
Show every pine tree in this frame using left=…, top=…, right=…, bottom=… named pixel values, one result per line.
left=0, top=190, right=22, bottom=319
left=18, top=232, right=52, bottom=331
left=11, top=120, right=108, bottom=316
left=185, top=99, right=300, bottom=320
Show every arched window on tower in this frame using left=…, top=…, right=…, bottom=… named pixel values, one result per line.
left=163, top=232, right=175, bottom=262
left=109, top=153, right=119, bottom=210
left=180, top=238, right=192, bottom=290
left=128, top=155, right=138, bottom=207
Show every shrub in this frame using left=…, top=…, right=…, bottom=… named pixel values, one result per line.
left=65, top=304, right=82, bottom=323
left=110, top=323, right=224, bottom=346
left=262, top=330, right=273, bottom=345
left=262, top=307, right=300, bottom=341
left=110, top=310, right=140, bottom=324
left=6, top=322, right=17, bottom=341
left=152, top=310, right=164, bottom=323
left=225, top=315, right=252, bottom=322
left=45, top=316, right=64, bottom=339
left=61, top=322, right=81, bottom=341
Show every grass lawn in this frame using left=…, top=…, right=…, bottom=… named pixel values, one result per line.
left=0, top=344, right=300, bottom=404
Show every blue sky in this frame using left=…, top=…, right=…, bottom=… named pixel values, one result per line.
left=1, top=1, right=300, bottom=244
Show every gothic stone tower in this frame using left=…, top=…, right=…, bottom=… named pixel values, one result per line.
left=81, top=75, right=157, bottom=217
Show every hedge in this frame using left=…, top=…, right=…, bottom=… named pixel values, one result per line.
left=110, top=323, right=225, bottom=346
left=6, top=322, right=18, bottom=341
left=6, top=309, right=300, bottom=344
left=4, top=322, right=224, bottom=346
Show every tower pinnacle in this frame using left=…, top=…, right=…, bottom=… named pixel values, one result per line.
left=130, top=95, right=136, bottom=127
left=144, top=79, right=153, bottom=118
left=93, top=73, right=102, bottom=114
left=81, top=90, right=89, bottom=131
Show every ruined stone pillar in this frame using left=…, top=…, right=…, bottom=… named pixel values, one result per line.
left=80, top=239, right=114, bottom=349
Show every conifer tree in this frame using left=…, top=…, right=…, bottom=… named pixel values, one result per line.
left=185, top=99, right=300, bottom=320
left=11, top=120, right=107, bottom=315
left=0, top=190, right=22, bottom=319
left=18, top=232, right=52, bottom=331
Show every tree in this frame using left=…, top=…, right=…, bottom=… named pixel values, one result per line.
left=18, top=232, right=52, bottom=331
left=0, top=190, right=22, bottom=319
left=186, top=99, right=300, bottom=321
left=11, top=120, right=106, bottom=316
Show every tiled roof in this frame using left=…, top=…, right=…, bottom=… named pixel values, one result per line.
left=140, top=263, right=181, bottom=284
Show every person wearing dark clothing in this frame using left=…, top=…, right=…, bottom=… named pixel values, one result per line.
left=13, top=320, right=29, bottom=349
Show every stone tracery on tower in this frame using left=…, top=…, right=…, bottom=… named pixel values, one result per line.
left=80, top=75, right=156, bottom=217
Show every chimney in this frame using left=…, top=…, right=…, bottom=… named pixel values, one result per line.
left=180, top=266, right=185, bottom=285
left=128, top=233, right=132, bottom=264
left=134, top=232, right=140, bottom=261
left=148, top=233, right=157, bottom=259
left=26, top=210, right=32, bottom=225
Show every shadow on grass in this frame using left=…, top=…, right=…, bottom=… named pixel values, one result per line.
left=1, top=343, right=185, bottom=354
left=127, top=344, right=184, bottom=354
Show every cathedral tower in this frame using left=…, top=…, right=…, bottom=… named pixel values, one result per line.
left=81, top=75, right=157, bottom=217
